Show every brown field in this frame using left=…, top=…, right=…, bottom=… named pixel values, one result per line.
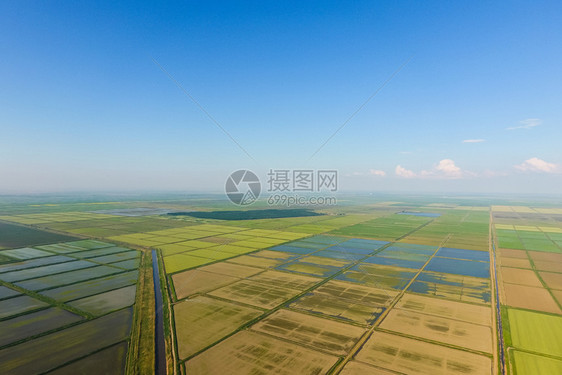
left=250, top=250, right=297, bottom=260
left=539, top=272, right=562, bottom=290
left=395, top=293, right=491, bottom=326
left=247, top=270, right=320, bottom=290
left=196, top=262, right=262, bottom=278
left=209, top=280, right=301, bottom=309
left=500, top=267, right=543, bottom=287
left=552, top=290, right=562, bottom=305
left=356, top=331, right=492, bottom=374
left=339, top=361, right=398, bottom=375
left=173, top=296, right=262, bottom=359
left=498, top=249, right=527, bottom=259
left=250, top=309, right=365, bottom=355
left=499, top=257, right=531, bottom=269
left=501, top=283, right=561, bottom=314
left=172, top=269, right=239, bottom=300
left=226, top=256, right=284, bottom=268
left=290, top=281, right=397, bottom=325
left=529, top=252, right=562, bottom=263
left=379, top=309, right=493, bottom=353
left=532, top=260, right=562, bottom=273
left=185, top=330, right=338, bottom=374
left=279, top=262, right=335, bottom=277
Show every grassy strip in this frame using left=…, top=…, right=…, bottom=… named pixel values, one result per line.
left=490, top=212, right=504, bottom=375
left=0, top=279, right=92, bottom=321
left=126, top=250, right=155, bottom=375
left=156, top=249, right=177, bottom=375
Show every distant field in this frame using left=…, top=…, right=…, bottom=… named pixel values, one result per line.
left=168, top=208, right=324, bottom=220
left=0, top=222, right=78, bottom=249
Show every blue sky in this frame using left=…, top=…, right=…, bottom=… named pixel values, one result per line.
left=1, top=1, right=561, bottom=194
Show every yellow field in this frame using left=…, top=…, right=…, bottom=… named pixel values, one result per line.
left=172, top=269, right=238, bottom=299
left=510, top=350, right=562, bottom=375
left=534, top=208, right=562, bottom=214
left=395, top=293, right=492, bottom=326
left=380, top=309, right=493, bottom=353
left=173, top=296, right=262, bottom=359
left=209, top=280, right=302, bottom=309
left=0, top=212, right=115, bottom=224
left=159, top=244, right=197, bottom=256
left=163, top=254, right=211, bottom=274
left=185, top=330, right=338, bottom=374
left=250, top=309, right=365, bottom=355
left=539, top=226, right=562, bottom=233
left=195, top=262, right=262, bottom=278
left=247, top=270, right=320, bottom=290
left=495, top=224, right=514, bottom=230
left=339, top=361, right=398, bottom=374
left=290, top=281, right=398, bottom=325
left=355, top=331, right=492, bottom=374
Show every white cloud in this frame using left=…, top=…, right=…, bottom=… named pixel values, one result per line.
left=434, top=159, right=462, bottom=178
left=421, top=160, right=460, bottom=178
left=397, top=159, right=470, bottom=179
left=400, top=151, right=412, bottom=154
left=395, top=165, right=416, bottom=178
left=515, top=157, right=559, bottom=173
left=462, top=139, right=485, bottom=143
left=369, top=169, right=386, bottom=177
left=506, top=118, right=541, bottom=130
left=347, top=169, right=386, bottom=177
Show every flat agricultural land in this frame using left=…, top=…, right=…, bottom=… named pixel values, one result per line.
left=507, top=308, right=562, bottom=358
left=157, top=205, right=501, bottom=374
left=0, top=238, right=140, bottom=374
left=0, top=222, right=79, bottom=248
left=250, top=309, right=366, bottom=355
left=354, top=330, right=492, bottom=374
left=2, top=199, right=562, bottom=374
left=185, top=330, right=339, bottom=374
left=493, top=206, right=562, bottom=375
